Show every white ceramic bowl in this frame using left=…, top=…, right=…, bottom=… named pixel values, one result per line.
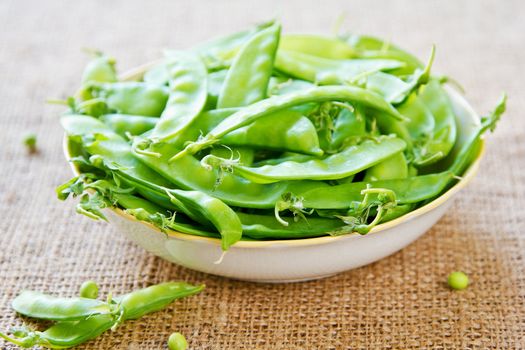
left=65, top=73, right=483, bottom=283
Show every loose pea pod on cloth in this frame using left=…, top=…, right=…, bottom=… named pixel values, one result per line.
left=57, top=20, right=506, bottom=249
left=1, top=282, right=203, bottom=349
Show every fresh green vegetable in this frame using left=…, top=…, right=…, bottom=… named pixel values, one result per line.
left=168, top=332, right=188, bottom=350
left=23, top=133, right=37, bottom=153
left=79, top=281, right=99, bottom=299
left=56, top=21, right=505, bottom=246
left=12, top=291, right=110, bottom=321
left=0, top=281, right=203, bottom=349
left=447, top=271, right=469, bottom=290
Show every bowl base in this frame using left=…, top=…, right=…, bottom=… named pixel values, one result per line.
left=230, top=272, right=339, bottom=284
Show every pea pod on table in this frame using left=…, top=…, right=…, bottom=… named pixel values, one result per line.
left=1, top=282, right=204, bottom=349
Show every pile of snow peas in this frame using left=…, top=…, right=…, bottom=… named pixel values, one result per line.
left=58, top=21, right=506, bottom=250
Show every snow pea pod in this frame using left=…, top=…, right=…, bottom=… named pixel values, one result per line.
left=447, top=93, right=506, bottom=176
left=205, top=70, right=228, bottom=110
left=301, top=171, right=454, bottom=209
left=118, top=282, right=204, bottom=321
left=329, top=106, right=367, bottom=152
left=216, top=22, right=281, bottom=168
left=231, top=136, right=406, bottom=183
left=87, top=82, right=169, bottom=117
left=175, top=85, right=407, bottom=159
left=221, top=110, right=322, bottom=155
left=100, top=114, right=157, bottom=137
left=133, top=136, right=328, bottom=209
left=279, top=34, right=356, bottom=59
left=12, top=291, right=110, bottom=321
left=275, top=49, right=405, bottom=84
left=192, top=21, right=275, bottom=69
left=150, top=51, right=208, bottom=140
left=62, top=116, right=243, bottom=249
left=238, top=212, right=344, bottom=239
left=111, top=192, right=218, bottom=238
left=218, top=22, right=281, bottom=108
left=364, top=46, right=434, bottom=104
left=413, top=80, right=457, bottom=166
left=81, top=53, right=117, bottom=85
left=143, top=62, right=170, bottom=86
left=172, top=107, right=322, bottom=155
left=363, top=152, right=408, bottom=181
left=374, top=91, right=435, bottom=157
left=344, top=34, right=423, bottom=74
left=380, top=203, right=414, bottom=223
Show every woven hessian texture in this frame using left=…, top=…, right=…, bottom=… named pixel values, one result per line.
left=1, top=0, right=524, bottom=348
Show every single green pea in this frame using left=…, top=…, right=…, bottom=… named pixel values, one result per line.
left=23, top=133, right=37, bottom=153
left=447, top=271, right=469, bottom=290
left=168, top=332, right=188, bottom=350
left=79, top=280, right=99, bottom=299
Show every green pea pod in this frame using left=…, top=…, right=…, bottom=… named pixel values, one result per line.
left=380, top=203, right=414, bottom=223
left=218, top=22, right=281, bottom=108
left=363, top=152, right=408, bottom=181
left=143, top=62, right=171, bottom=86
left=192, top=20, right=275, bottom=69
left=81, top=53, right=117, bottom=85
left=117, top=282, right=204, bottom=321
left=151, top=51, right=208, bottom=140
left=344, top=34, right=423, bottom=75
left=330, top=106, right=367, bottom=152
left=176, top=85, right=407, bottom=158
left=216, top=22, right=281, bottom=168
left=0, top=314, right=116, bottom=349
left=169, top=108, right=238, bottom=149
left=11, top=291, right=111, bottom=321
left=100, top=114, right=157, bottom=137
left=364, top=45, right=434, bottom=104
left=205, top=70, right=228, bottom=110
left=275, top=50, right=405, bottom=84
left=172, top=108, right=322, bottom=156
left=232, top=136, right=406, bottom=183
left=221, top=110, right=322, bottom=155
left=268, top=77, right=315, bottom=97
left=132, top=136, right=328, bottom=209
left=238, top=212, right=344, bottom=239
left=279, top=34, right=356, bottom=59
left=447, top=93, right=506, bottom=175
left=253, top=152, right=315, bottom=166
left=62, top=115, right=243, bottom=247
left=301, top=171, right=454, bottom=209
left=111, top=191, right=218, bottom=238
left=413, top=80, right=457, bottom=166
left=166, top=190, right=242, bottom=250
left=88, top=82, right=169, bottom=117
left=374, top=91, right=435, bottom=156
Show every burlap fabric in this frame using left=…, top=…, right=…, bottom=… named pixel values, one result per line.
left=1, top=0, right=524, bottom=348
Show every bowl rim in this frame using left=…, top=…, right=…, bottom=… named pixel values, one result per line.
left=63, top=64, right=485, bottom=249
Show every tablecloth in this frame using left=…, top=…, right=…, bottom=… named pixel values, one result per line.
left=1, top=0, right=524, bottom=348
